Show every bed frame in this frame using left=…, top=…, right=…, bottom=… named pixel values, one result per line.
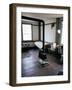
left=22, top=16, right=45, bottom=52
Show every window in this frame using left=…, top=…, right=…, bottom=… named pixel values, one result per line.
left=22, top=24, right=32, bottom=41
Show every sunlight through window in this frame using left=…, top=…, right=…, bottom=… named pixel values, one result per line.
left=22, top=24, right=32, bottom=41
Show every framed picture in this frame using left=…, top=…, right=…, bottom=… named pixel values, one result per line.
left=9, top=3, right=70, bottom=86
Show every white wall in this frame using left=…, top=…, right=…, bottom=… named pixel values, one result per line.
left=32, top=25, right=39, bottom=40
left=0, top=0, right=72, bottom=90
left=45, top=24, right=56, bottom=42
left=41, top=25, right=43, bottom=41
left=41, top=18, right=56, bottom=42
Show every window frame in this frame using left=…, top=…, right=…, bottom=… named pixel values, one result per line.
left=22, top=23, right=33, bottom=41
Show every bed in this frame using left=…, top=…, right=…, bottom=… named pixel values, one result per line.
left=34, top=41, right=50, bottom=49
left=34, top=41, right=57, bottom=54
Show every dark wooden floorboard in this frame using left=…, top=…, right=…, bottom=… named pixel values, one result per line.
left=21, top=49, right=63, bottom=77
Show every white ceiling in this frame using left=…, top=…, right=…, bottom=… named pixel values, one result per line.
left=22, top=12, right=63, bottom=20
left=22, top=13, right=63, bottom=24
left=22, top=19, right=38, bottom=25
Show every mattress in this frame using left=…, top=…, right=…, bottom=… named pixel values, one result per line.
left=34, top=41, right=48, bottom=49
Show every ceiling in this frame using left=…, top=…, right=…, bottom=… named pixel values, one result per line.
left=22, top=12, right=63, bottom=25
left=22, top=12, right=63, bottom=20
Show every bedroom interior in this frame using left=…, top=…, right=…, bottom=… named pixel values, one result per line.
left=21, top=12, right=63, bottom=77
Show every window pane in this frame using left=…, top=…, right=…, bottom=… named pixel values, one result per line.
left=22, top=24, right=32, bottom=40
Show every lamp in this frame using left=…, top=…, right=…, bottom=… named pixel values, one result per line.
left=57, top=29, right=61, bottom=34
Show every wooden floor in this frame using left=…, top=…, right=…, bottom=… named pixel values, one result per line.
left=21, top=48, right=63, bottom=77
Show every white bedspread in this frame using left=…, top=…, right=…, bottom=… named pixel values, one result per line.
left=34, top=41, right=48, bottom=49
